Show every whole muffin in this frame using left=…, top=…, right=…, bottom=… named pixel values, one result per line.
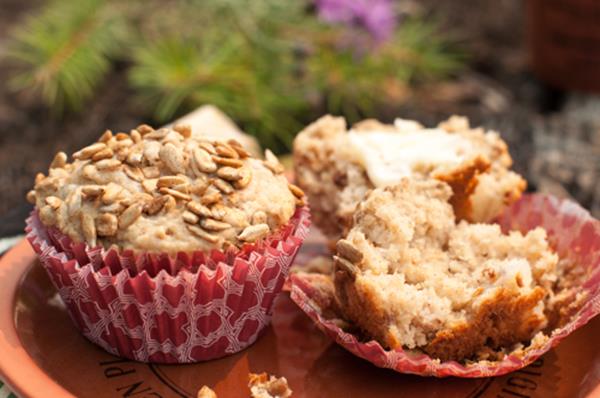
left=28, top=124, right=304, bottom=255
left=293, top=115, right=525, bottom=239
left=25, top=124, right=310, bottom=363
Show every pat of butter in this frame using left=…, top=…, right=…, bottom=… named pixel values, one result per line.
left=347, top=125, right=471, bottom=187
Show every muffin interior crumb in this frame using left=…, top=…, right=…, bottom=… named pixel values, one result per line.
left=334, top=179, right=558, bottom=361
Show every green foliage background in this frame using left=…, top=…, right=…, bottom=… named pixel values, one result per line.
left=6, top=0, right=462, bottom=151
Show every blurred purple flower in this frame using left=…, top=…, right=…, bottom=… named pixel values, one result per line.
left=315, top=0, right=397, bottom=42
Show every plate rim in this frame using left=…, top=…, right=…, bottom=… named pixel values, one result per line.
left=0, top=239, right=75, bottom=398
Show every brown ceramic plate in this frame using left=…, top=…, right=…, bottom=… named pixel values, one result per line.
left=1, top=238, right=600, bottom=398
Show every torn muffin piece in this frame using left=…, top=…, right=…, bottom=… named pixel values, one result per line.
left=248, top=373, right=293, bottom=398
left=333, top=179, right=557, bottom=361
left=293, top=115, right=526, bottom=239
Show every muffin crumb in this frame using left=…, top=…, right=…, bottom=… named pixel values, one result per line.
left=334, top=178, right=557, bottom=361
left=248, top=373, right=292, bottom=398
left=197, top=385, right=217, bottom=398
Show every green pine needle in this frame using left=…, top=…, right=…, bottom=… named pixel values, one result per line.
left=4, top=1, right=463, bottom=151
left=7, top=0, right=128, bottom=113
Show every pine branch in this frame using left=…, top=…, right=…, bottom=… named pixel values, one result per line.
left=6, top=0, right=128, bottom=113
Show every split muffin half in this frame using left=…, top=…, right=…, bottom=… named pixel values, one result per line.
left=293, top=115, right=526, bottom=239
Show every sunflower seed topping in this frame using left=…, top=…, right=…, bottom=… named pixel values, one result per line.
left=187, top=225, right=219, bottom=243
left=238, top=224, right=270, bottom=242
left=50, top=152, right=68, bottom=169
left=119, top=203, right=143, bottom=229
left=96, top=213, right=118, bottom=237
left=336, top=239, right=363, bottom=263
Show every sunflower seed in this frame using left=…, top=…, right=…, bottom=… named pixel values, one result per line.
left=143, top=141, right=162, bottom=163
left=200, top=188, right=221, bottom=205
left=212, top=178, right=234, bottom=194
left=39, top=205, right=57, bottom=225
left=209, top=204, right=227, bottom=220
left=80, top=213, right=97, bottom=246
left=142, top=166, right=160, bottom=178
left=115, top=132, right=129, bottom=141
left=144, top=196, right=167, bottom=215
left=173, top=124, right=192, bottom=138
left=126, top=151, right=143, bottom=166
left=26, top=190, right=37, bottom=204
left=119, top=203, right=143, bottom=229
left=234, top=167, right=252, bottom=189
left=144, top=128, right=169, bottom=140
left=96, top=213, right=118, bottom=237
left=91, top=147, right=114, bottom=162
left=159, top=187, right=191, bottom=201
left=95, top=158, right=121, bottom=171
left=98, top=129, right=113, bottom=143
left=217, top=166, right=242, bottom=181
left=123, top=165, right=144, bottom=182
left=111, top=139, right=133, bottom=152
left=130, top=129, right=142, bottom=143
left=102, top=183, right=123, bottom=204
left=227, top=139, right=251, bottom=158
left=252, top=211, right=267, bottom=225
left=36, top=176, right=58, bottom=191
left=334, top=255, right=358, bottom=279
left=171, top=183, right=190, bottom=194
left=45, top=196, right=62, bottom=209
left=100, top=202, right=124, bottom=213
left=336, top=239, right=363, bottom=263
left=186, top=201, right=212, bottom=218
left=263, top=149, right=284, bottom=174
left=186, top=224, right=219, bottom=243
left=136, top=124, right=154, bottom=135
left=212, top=155, right=243, bottom=168
left=160, top=143, right=186, bottom=174
left=66, top=189, right=82, bottom=217
left=200, top=218, right=231, bottom=231
left=142, top=179, right=158, bottom=193
left=157, top=175, right=187, bottom=188
left=73, top=143, right=107, bottom=160
left=215, top=143, right=238, bottom=159
left=189, top=178, right=209, bottom=196
left=193, top=148, right=217, bottom=173
left=288, top=183, right=305, bottom=198
left=199, top=142, right=216, bottom=154
left=50, top=152, right=68, bottom=169
left=81, top=185, right=104, bottom=198
left=238, top=223, right=270, bottom=242
left=162, top=195, right=177, bottom=212
left=182, top=211, right=199, bottom=224
left=114, top=148, right=129, bottom=162
left=35, top=173, right=45, bottom=184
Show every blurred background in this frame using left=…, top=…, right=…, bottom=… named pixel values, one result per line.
left=0, top=0, right=599, bottom=236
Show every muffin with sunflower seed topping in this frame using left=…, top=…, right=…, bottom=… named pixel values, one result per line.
left=25, top=123, right=310, bottom=363
left=28, top=124, right=304, bottom=254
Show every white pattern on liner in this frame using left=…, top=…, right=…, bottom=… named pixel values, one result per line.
left=347, top=122, right=472, bottom=187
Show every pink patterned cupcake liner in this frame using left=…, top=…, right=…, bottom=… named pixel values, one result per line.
left=26, top=206, right=310, bottom=363
left=290, top=193, right=600, bottom=377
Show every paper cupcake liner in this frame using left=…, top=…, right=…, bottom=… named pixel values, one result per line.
left=26, top=206, right=310, bottom=363
left=290, top=193, right=600, bottom=377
